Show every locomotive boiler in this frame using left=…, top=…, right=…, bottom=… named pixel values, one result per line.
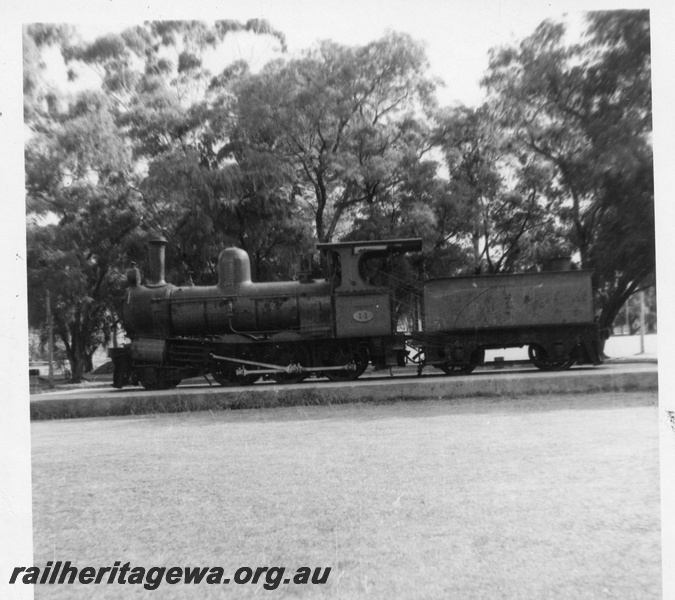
left=109, top=235, right=603, bottom=389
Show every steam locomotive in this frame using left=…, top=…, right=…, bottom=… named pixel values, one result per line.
left=109, top=236, right=603, bottom=390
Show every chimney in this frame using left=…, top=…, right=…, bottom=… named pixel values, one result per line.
left=146, top=236, right=168, bottom=286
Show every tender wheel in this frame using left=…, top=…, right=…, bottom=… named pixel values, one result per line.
left=270, top=343, right=310, bottom=384
left=322, top=344, right=369, bottom=382
left=528, top=344, right=574, bottom=371
left=211, top=348, right=260, bottom=387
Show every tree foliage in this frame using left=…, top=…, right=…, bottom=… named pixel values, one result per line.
left=24, top=19, right=297, bottom=379
left=229, top=32, right=439, bottom=243
left=24, top=82, right=142, bottom=380
left=65, top=19, right=307, bottom=282
left=23, top=24, right=75, bottom=122
left=436, top=105, right=575, bottom=275
left=481, top=9, right=653, bottom=329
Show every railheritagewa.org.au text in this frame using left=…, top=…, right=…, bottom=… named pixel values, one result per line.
left=9, top=561, right=331, bottom=591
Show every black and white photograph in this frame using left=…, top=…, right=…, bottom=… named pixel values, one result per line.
left=1, top=0, right=672, bottom=598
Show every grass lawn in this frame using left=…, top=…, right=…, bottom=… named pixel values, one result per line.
left=30, top=392, right=660, bottom=599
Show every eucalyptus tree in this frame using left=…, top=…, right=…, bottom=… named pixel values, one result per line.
left=24, top=20, right=291, bottom=380
left=23, top=23, right=75, bottom=124
left=25, top=85, right=141, bottom=381
left=481, top=10, right=653, bottom=329
left=229, top=32, right=440, bottom=243
left=66, top=20, right=304, bottom=282
left=436, top=105, right=573, bottom=274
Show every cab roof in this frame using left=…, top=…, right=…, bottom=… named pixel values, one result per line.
left=316, top=238, right=423, bottom=254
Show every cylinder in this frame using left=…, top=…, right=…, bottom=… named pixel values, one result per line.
left=130, top=337, right=166, bottom=363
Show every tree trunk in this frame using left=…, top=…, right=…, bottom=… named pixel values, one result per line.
left=472, top=229, right=481, bottom=273
left=598, top=282, right=638, bottom=334
left=68, top=352, right=87, bottom=383
left=67, top=330, right=90, bottom=383
left=85, top=352, right=94, bottom=374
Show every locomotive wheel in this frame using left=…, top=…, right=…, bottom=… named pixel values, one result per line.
left=439, top=362, right=476, bottom=376
left=528, top=344, right=574, bottom=371
left=211, top=352, right=260, bottom=387
left=322, top=344, right=369, bottom=382
left=270, top=343, right=310, bottom=384
left=211, top=365, right=260, bottom=387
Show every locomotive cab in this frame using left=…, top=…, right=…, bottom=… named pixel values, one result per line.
left=317, top=239, right=422, bottom=365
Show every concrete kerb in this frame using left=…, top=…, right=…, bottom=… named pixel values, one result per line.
left=604, top=356, right=658, bottom=365
left=29, top=367, right=658, bottom=420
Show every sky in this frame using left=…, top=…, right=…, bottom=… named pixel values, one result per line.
left=22, top=0, right=592, bottom=108
left=5, top=1, right=666, bottom=110
left=2, top=1, right=675, bottom=597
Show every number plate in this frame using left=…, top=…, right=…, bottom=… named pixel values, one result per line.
left=353, top=310, right=374, bottom=323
